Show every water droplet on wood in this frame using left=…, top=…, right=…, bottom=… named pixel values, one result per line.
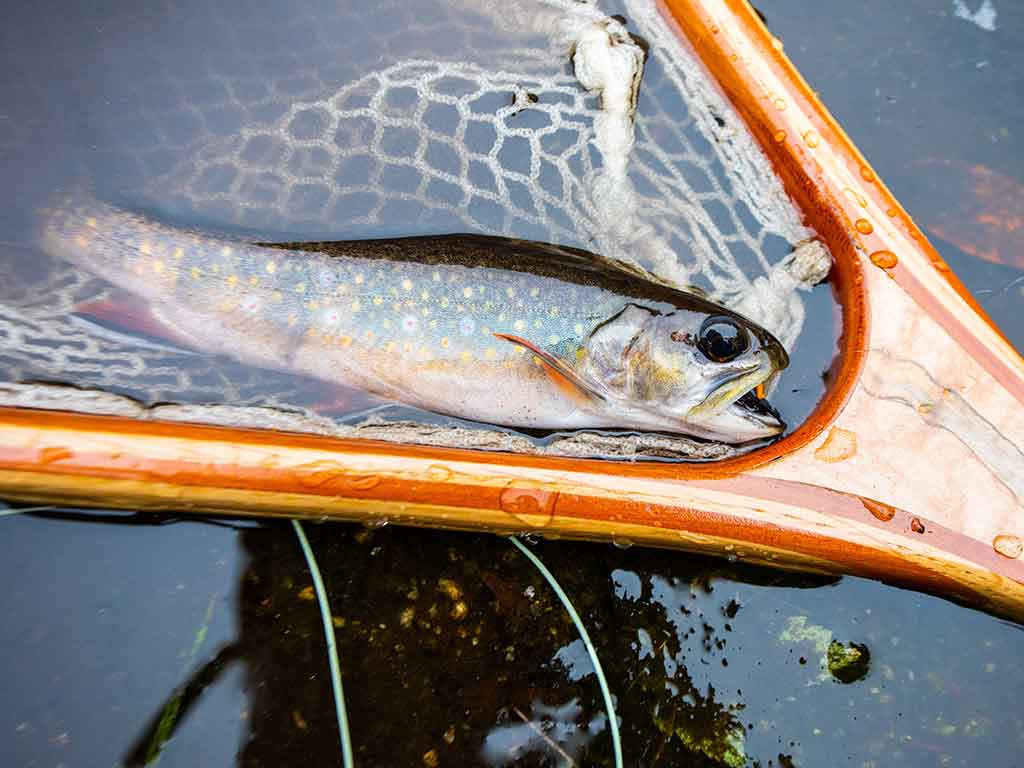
left=499, top=484, right=558, bottom=527
left=862, top=498, right=896, bottom=522
left=993, top=534, right=1022, bottom=559
left=869, top=250, right=898, bottom=269
left=813, top=426, right=858, bottom=463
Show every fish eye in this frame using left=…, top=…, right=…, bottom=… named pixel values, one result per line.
left=697, top=315, right=749, bottom=362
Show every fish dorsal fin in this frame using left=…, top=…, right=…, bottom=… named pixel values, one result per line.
left=493, top=333, right=607, bottom=407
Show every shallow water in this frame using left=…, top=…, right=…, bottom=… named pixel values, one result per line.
left=2, top=0, right=1024, bottom=766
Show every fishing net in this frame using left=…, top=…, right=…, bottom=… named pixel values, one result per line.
left=0, top=0, right=828, bottom=457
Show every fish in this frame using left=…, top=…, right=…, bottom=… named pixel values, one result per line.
left=37, top=194, right=789, bottom=443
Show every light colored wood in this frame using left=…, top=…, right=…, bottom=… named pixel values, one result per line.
left=0, top=0, right=1021, bottom=618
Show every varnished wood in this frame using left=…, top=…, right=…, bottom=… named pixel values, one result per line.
left=0, top=0, right=1021, bottom=617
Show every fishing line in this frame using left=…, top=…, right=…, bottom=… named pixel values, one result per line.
left=292, top=519, right=355, bottom=768
left=508, top=535, right=624, bottom=768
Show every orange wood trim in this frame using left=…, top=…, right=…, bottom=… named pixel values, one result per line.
left=1, top=410, right=1021, bottom=617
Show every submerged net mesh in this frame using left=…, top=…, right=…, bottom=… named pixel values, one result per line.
left=0, top=0, right=826, bottom=455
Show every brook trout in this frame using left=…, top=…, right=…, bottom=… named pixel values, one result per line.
left=39, top=195, right=789, bottom=442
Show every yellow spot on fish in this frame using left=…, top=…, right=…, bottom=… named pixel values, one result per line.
left=373, top=296, right=384, bottom=306
left=463, top=287, right=473, bottom=298
left=172, top=247, right=184, bottom=260
left=355, top=274, right=365, bottom=285
left=306, top=327, right=318, bottom=338
left=295, top=282, right=306, bottom=294
left=86, top=217, right=97, bottom=229
left=532, top=355, right=542, bottom=366
left=386, top=341, right=397, bottom=353
left=440, top=337, right=451, bottom=349
left=481, top=326, right=491, bottom=335
left=460, top=350, right=472, bottom=361
left=272, top=291, right=283, bottom=302
left=440, top=297, right=450, bottom=308
left=402, top=279, right=413, bottom=291
left=351, top=300, right=361, bottom=312
left=249, top=276, right=260, bottom=286
left=548, top=334, right=559, bottom=345
left=514, top=346, right=526, bottom=355
left=404, top=299, right=415, bottom=309
left=549, top=307, right=559, bottom=316
left=506, top=287, right=515, bottom=298
left=421, top=307, right=430, bottom=317
left=226, top=274, right=238, bottom=286
left=140, top=242, right=152, bottom=255
left=392, top=302, right=403, bottom=313
left=266, top=262, right=277, bottom=274
left=420, top=291, right=430, bottom=301
left=190, top=266, right=202, bottom=279
left=307, top=299, right=319, bottom=310
left=338, top=336, right=352, bottom=348
left=221, top=246, right=234, bottom=257
left=485, top=347, right=497, bottom=359
left=575, top=348, right=586, bottom=361
left=336, top=285, right=349, bottom=295
left=513, top=320, right=525, bottom=331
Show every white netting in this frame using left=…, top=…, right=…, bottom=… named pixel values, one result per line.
left=0, top=0, right=826, bottom=442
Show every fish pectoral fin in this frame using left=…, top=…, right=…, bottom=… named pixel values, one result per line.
left=493, top=332, right=607, bottom=406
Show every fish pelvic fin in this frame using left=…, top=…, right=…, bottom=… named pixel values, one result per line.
left=493, top=332, right=607, bottom=407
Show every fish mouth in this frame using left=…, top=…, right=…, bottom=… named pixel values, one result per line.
left=689, top=350, right=782, bottom=423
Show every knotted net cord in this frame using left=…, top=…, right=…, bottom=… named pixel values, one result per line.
left=0, top=0, right=829, bottom=454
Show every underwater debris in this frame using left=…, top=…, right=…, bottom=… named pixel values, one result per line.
left=826, top=640, right=871, bottom=684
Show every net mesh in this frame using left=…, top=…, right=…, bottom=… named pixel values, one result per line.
left=0, top=0, right=824, bottom=453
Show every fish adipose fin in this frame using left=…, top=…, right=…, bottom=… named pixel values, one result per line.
left=493, top=333, right=607, bottom=407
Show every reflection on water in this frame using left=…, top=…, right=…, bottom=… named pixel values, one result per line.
left=2, top=511, right=1022, bottom=766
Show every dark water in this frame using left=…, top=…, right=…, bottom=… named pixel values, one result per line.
left=2, top=1, right=1024, bottom=767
